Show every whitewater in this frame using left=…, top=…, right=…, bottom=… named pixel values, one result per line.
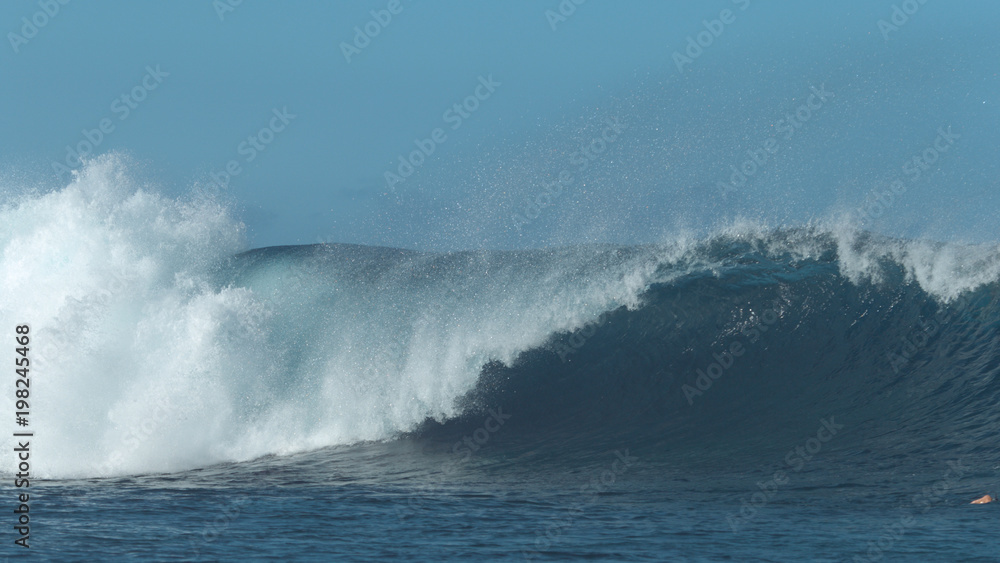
left=1, top=156, right=997, bottom=471
left=1, top=157, right=999, bottom=561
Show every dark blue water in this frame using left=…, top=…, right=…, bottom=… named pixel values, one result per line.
left=5, top=231, right=999, bottom=561
left=29, top=463, right=1000, bottom=562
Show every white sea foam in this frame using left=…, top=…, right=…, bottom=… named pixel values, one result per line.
left=0, top=157, right=658, bottom=478
left=1, top=157, right=997, bottom=478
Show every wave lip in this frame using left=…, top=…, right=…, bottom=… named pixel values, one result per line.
left=460, top=244, right=998, bottom=465
left=2, top=157, right=1000, bottom=478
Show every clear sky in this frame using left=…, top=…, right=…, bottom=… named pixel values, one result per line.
left=2, top=0, right=998, bottom=250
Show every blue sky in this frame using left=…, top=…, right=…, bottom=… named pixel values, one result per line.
left=2, top=0, right=998, bottom=249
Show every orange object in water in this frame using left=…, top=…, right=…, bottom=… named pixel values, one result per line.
left=970, top=495, right=994, bottom=504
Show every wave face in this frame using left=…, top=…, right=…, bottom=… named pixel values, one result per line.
left=2, top=157, right=1000, bottom=478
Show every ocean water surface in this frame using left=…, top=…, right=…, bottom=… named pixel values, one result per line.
left=2, top=1, right=1000, bottom=561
